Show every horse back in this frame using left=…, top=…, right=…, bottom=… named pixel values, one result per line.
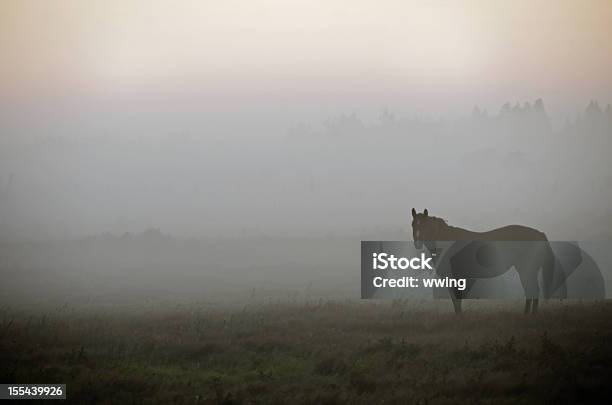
left=477, top=225, right=547, bottom=241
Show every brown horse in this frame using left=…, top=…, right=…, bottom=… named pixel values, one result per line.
left=411, top=208, right=557, bottom=314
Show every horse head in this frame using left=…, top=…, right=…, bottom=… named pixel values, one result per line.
left=411, top=208, right=445, bottom=250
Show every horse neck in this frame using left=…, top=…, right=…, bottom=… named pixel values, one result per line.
left=438, top=224, right=480, bottom=240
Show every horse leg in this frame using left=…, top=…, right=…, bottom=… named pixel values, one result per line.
left=524, top=299, right=532, bottom=314
left=452, top=297, right=462, bottom=314
left=518, top=269, right=539, bottom=315
left=450, top=288, right=462, bottom=314
left=531, top=298, right=539, bottom=314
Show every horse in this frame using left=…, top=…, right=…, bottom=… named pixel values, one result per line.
left=411, top=208, right=559, bottom=314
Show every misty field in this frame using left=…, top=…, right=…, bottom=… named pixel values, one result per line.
left=1, top=300, right=611, bottom=404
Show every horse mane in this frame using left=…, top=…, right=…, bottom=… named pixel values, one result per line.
left=429, top=216, right=449, bottom=228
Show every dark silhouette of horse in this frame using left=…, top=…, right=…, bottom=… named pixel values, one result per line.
left=411, top=208, right=559, bottom=314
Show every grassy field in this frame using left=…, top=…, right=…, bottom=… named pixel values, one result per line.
left=1, top=300, right=611, bottom=404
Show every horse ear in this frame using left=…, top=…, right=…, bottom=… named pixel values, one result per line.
left=411, top=208, right=416, bottom=218
left=424, top=209, right=428, bottom=217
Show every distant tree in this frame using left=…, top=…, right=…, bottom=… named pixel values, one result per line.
left=379, top=108, right=396, bottom=127
left=471, top=105, right=482, bottom=120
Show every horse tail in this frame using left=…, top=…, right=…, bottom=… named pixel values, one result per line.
left=542, top=239, right=556, bottom=299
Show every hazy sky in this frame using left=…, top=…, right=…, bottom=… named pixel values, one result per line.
left=1, top=1, right=612, bottom=242
left=1, top=0, right=611, bottom=123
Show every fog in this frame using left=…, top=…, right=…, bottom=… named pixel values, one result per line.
left=1, top=100, right=611, bottom=242
left=1, top=100, right=611, bottom=306
left=1, top=1, right=612, bottom=305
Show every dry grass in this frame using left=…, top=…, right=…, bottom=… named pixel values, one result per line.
left=1, top=300, right=611, bottom=404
